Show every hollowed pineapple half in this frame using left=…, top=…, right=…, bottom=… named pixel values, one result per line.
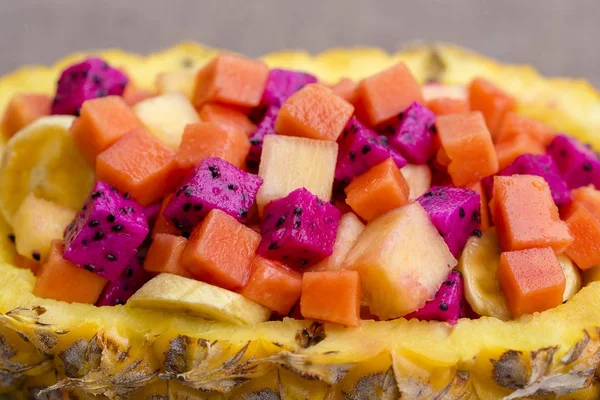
left=1, top=42, right=600, bottom=400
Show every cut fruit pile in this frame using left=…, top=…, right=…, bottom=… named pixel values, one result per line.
left=2, top=49, right=600, bottom=330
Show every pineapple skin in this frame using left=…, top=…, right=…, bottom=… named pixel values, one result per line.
left=0, top=42, right=600, bottom=399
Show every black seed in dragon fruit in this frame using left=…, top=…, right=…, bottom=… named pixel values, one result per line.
left=257, top=188, right=341, bottom=269
left=387, top=102, right=436, bottom=164
left=96, top=248, right=151, bottom=306
left=335, top=117, right=407, bottom=185
left=417, top=186, right=481, bottom=258
left=51, top=58, right=128, bottom=116
left=547, top=134, right=600, bottom=189
left=261, top=69, right=318, bottom=107
left=63, top=181, right=149, bottom=282
left=164, top=157, right=263, bottom=234
left=405, top=270, right=465, bottom=324
left=246, top=105, right=279, bottom=171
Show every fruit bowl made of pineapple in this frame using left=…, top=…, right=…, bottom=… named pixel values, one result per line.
left=1, top=43, right=600, bottom=399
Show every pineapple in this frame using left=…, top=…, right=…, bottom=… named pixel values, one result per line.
left=401, top=163, right=432, bottom=199
left=1, top=43, right=600, bottom=399
left=155, top=71, right=195, bottom=99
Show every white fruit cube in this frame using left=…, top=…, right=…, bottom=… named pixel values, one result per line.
left=257, top=135, right=338, bottom=215
left=344, top=202, right=457, bottom=320
left=422, top=84, right=467, bottom=101
left=155, top=72, right=195, bottom=100
left=133, top=93, right=200, bottom=149
left=401, top=164, right=432, bottom=199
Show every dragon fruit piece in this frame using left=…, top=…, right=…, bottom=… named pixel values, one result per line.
left=164, top=157, right=263, bottom=234
left=258, top=188, right=341, bottom=269
left=63, top=181, right=149, bottom=282
left=547, top=134, right=600, bottom=189
left=261, top=69, right=318, bottom=107
left=52, top=58, right=128, bottom=116
left=417, top=186, right=481, bottom=258
left=388, top=102, right=436, bottom=164
left=143, top=200, right=162, bottom=228
left=96, top=249, right=152, bottom=306
left=405, top=270, right=465, bottom=324
left=335, top=117, right=407, bottom=185
left=246, top=105, right=279, bottom=171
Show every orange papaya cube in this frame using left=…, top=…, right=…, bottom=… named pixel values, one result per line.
left=70, top=96, right=143, bottom=165
left=96, top=127, right=177, bottom=205
left=425, top=98, right=469, bottom=116
left=330, top=77, right=359, bottom=104
left=495, top=112, right=555, bottom=146
left=152, top=193, right=180, bottom=237
left=198, top=103, right=256, bottom=136
left=1, top=93, right=51, bottom=139
left=468, top=78, right=516, bottom=136
left=239, top=256, right=303, bottom=315
left=143, top=233, right=191, bottom=277
left=494, top=133, right=546, bottom=170
left=181, top=209, right=261, bottom=290
left=497, top=247, right=565, bottom=318
left=33, top=241, right=108, bottom=304
left=122, top=83, right=156, bottom=106
left=275, top=84, right=354, bottom=142
left=301, top=270, right=361, bottom=326
left=493, top=175, right=573, bottom=253
left=14, top=254, right=41, bottom=275
left=563, top=185, right=600, bottom=222
left=175, top=122, right=250, bottom=174
left=344, top=158, right=410, bottom=221
left=466, top=181, right=492, bottom=232
left=564, top=205, right=600, bottom=270
left=193, top=53, right=269, bottom=109
left=355, top=62, right=424, bottom=127
left=436, top=112, right=499, bottom=186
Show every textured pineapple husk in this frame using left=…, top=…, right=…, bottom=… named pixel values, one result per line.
left=1, top=43, right=600, bottom=400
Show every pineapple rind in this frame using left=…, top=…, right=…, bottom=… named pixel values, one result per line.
left=0, top=42, right=599, bottom=399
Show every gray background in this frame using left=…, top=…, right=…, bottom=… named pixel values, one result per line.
left=1, top=0, right=598, bottom=87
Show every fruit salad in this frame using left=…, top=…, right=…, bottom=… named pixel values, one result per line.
left=2, top=49, right=599, bottom=330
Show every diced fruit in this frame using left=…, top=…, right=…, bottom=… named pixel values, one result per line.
left=193, top=53, right=269, bottom=109
left=275, top=84, right=354, bottom=142
left=495, top=112, right=555, bottom=146
left=345, top=202, right=457, bottom=319
left=165, top=157, right=262, bottom=233
left=96, top=127, right=176, bottom=205
left=494, top=133, right=545, bottom=170
left=345, top=158, right=410, bottom=221
left=155, top=71, right=194, bottom=99
left=307, top=212, right=365, bottom=272
left=425, top=98, right=469, bottom=116
left=151, top=194, right=180, bottom=237
left=128, top=273, right=271, bottom=325
left=34, top=240, right=108, bottom=304
left=301, top=270, right=361, bottom=326
left=547, top=134, right=600, bottom=190
left=564, top=185, right=600, bottom=221
left=564, top=205, right=600, bottom=270
left=258, top=188, right=341, bottom=268
left=174, top=122, right=250, bottom=174
left=0, top=115, right=94, bottom=223
left=466, top=181, right=492, bottom=232
left=388, top=102, right=436, bottom=164
left=436, top=112, right=499, bottom=186
left=63, top=181, right=149, bottom=282
left=468, top=77, right=516, bottom=136
left=497, top=247, right=566, bottom=318
left=14, top=254, right=41, bottom=274
left=51, top=58, right=128, bottom=116
left=143, top=233, right=191, bottom=278
left=558, top=254, right=582, bottom=302
left=401, top=164, right=432, bottom=200
left=70, top=96, right=143, bottom=165
left=256, top=135, right=338, bottom=215
left=330, top=77, right=358, bottom=103
left=97, top=249, right=152, bottom=306
left=422, top=84, right=467, bottom=101
left=143, top=200, right=162, bottom=228
left=355, top=62, right=423, bottom=127
left=181, top=209, right=261, bottom=290
left=457, top=228, right=511, bottom=321
left=239, top=256, right=302, bottom=315
left=335, top=117, right=406, bottom=185
left=12, top=194, right=75, bottom=262
left=261, top=68, right=318, bottom=107
left=1, top=93, right=51, bottom=139
left=492, top=175, right=573, bottom=253
left=133, top=93, right=200, bottom=149
left=417, top=187, right=481, bottom=258
left=198, top=103, right=256, bottom=136
left=405, top=270, right=465, bottom=325
left=246, top=105, right=279, bottom=171
left=122, top=83, right=156, bottom=107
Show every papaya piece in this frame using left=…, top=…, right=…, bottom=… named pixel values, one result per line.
left=468, top=77, right=516, bottom=136
left=1, top=93, right=51, bottom=139
left=198, top=103, right=256, bottom=136
left=426, top=98, right=469, bottom=116
left=564, top=205, right=600, bottom=270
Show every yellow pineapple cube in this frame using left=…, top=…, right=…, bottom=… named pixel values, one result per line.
left=256, top=135, right=338, bottom=215
left=401, top=164, right=432, bottom=199
left=155, top=71, right=195, bottom=100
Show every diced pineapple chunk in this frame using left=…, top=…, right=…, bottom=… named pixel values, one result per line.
left=127, top=273, right=271, bottom=325
left=344, top=202, right=457, bottom=319
left=558, top=254, right=582, bottom=302
left=12, top=193, right=75, bottom=262
left=422, top=84, right=467, bottom=101
left=133, top=93, right=200, bottom=149
left=257, top=135, right=338, bottom=215
left=155, top=71, right=195, bottom=100
left=401, top=164, right=432, bottom=199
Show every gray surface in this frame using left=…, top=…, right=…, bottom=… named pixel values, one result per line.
left=1, top=0, right=598, bottom=87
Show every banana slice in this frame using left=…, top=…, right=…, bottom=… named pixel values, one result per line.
left=127, top=273, right=271, bottom=325
left=0, top=116, right=95, bottom=223
left=558, top=254, right=582, bottom=302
